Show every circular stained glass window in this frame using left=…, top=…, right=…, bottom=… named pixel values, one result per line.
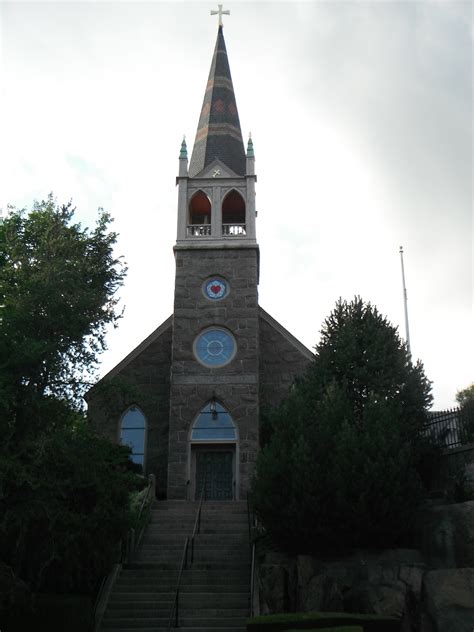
left=194, top=328, right=236, bottom=367
left=203, top=278, right=228, bottom=300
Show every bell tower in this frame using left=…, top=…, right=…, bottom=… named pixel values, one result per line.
left=175, top=24, right=257, bottom=246
left=168, top=22, right=259, bottom=501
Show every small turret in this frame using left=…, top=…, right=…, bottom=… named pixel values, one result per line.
left=246, top=134, right=255, bottom=176
left=179, top=136, right=188, bottom=177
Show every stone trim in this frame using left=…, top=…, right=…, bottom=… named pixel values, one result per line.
left=98, top=315, right=173, bottom=381
left=259, top=307, right=315, bottom=362
left=190, top=158, right=241, bottom=180
left=173, top=374, right=257, bottom=385
left=174, top=242, right=259, bottom=252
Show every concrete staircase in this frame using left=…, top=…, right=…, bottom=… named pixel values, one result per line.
left=100, top=500, right=250, bottom=631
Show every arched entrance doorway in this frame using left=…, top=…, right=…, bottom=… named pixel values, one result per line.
left=189, top=400, right=238, bottom=500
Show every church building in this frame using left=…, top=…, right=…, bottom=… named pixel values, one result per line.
left=87, top=21, right=313, bottom=502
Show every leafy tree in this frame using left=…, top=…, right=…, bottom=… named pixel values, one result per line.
left=456, top=382, right=474, bottom=443
left=0, top=423, right=135, bottom=594
left=0, top=196, right=132, bottom=604
left=456, top=383, right=474, bottom=408
left=0, top=195, right=126, bottom=429
left=252, top=297, right=433, bottom=552
left=456, top=383, right=474, bottom=415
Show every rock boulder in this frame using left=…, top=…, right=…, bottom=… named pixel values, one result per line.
left=421, top=568, right=474, bottom=632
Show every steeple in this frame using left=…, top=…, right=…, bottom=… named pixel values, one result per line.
left=188, top=25, right=246, bottom=177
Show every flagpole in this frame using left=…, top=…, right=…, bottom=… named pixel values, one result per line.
left=399, top=246, right=411, bottom=355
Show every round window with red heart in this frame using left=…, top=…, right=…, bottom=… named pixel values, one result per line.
left=204, top=278, right=228, bottom=300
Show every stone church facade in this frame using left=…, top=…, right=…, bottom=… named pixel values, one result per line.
left=87, top=25, right=313, bottom=502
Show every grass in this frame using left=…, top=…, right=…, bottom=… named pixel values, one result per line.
left=247, top=611, right=400, bottom=631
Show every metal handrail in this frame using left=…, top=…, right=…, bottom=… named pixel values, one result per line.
left=190, top=480, right=206, bottom=565
left=247, top=492, right=257, bottom=618
left=250, top=543, right=256, bottom=618
left=92, top=475, right=155, bottom=631
left=168, top=537, right=189, bottom=630
left=134, top=475, right=155, bottom=553
left=167, top=481, right=206, bottom=629
left=246, top=493, right=252, bottom=551
left=125, top=474, right=155, bottom=564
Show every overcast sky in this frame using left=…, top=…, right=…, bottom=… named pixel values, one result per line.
left=1, top=1, right=472, bottom=409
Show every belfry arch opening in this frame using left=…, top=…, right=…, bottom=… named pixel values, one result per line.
left=188, top=190, right=211, bottom=236
left=222, top=190, right=246, bottom=236
left=189, top=400, right=238, bottom=500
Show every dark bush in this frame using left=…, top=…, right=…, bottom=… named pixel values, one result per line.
left=252, top=298, right=433, bottom=552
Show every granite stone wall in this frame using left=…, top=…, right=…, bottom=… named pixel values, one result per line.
left=259, top=310, right=313, bottom=412
left=87, top=323, right=172, bottom=499
left=87, top=247, right=314, bottom=502
left=169, top=244, right=260, bottom=500
left=257, top=502, right=474, bottom=632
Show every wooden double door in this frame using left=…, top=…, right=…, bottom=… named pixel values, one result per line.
left=195, top=449, right=234, bottom=500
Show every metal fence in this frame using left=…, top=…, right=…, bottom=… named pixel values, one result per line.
left=424, top=407, right=474, bottom=449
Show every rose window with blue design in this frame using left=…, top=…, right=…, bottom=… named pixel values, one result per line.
left=194, top=328, right=236, bottom=367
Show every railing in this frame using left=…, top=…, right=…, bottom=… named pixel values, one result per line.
left=91, top=564, right=122, bottom=632
left=168, top=481, right=206, bottom=629
left=168, top=537, right=189, bottom=630
left=92, top=474, right=155, bottom=631
left=247, top=493, right=257, bottom=618
left=424, top=407, right=474, bottom=449
left=250, top=544, right=256, bottom=618
left=222, top=223, right=246, bottom=236
left=125, top=474, right=155, bottom=564
left=187, top=224, right=211, bottom=237
left=186, top=223, right=247, bottom=237
left=190, top=482, right=205, bottom=565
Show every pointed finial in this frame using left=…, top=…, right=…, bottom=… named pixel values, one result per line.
left=246, top=133, right=254, bottom=158
left=179, top=135, right=187, bottom=160
left=211, top=4, right=230, bottom=27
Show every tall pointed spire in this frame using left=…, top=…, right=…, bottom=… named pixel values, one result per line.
left=188, top=25, right=246, bottom=177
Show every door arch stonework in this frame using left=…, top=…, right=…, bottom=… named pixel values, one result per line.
left=188, top=401, right=239, bottom=500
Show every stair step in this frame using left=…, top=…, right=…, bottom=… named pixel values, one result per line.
left=105, top=607, right=248, bottom=617
left=102, top=616, right=247, bottom=627
left=102, top=629, right=245, bottom=632
left=110, top=592, right=248, bottom=602
left=122, top=566, right=249, bottom=577
left=99, top=501, right=251, bottom=631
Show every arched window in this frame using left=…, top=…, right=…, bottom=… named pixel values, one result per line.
left=120, top=406, right=146, bottom=466
left=222, top=190, right=245, bottom=235
left=188, top=191, right=211, bottom=236
left=191, top=400, right=237, bottom=442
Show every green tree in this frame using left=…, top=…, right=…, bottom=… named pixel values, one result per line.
left=456, top=383, right=474, bottom=409
left=252, top=297, right=432, bottom=552
left=0, top=423, right=135, bottom=594
left=456, top=382, right=474, bottom=443
left=0, top=195, right=126, bottom=437
left=0, top=196, right=132, bottom=603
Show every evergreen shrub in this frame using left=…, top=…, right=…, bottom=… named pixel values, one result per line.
left=251, top=298, right=433, bottom=552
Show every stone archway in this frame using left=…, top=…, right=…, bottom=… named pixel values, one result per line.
left=189, top=400, right=238, bottom=500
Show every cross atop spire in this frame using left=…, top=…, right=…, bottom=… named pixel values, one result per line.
left=210, top=4, right=230, bottom=28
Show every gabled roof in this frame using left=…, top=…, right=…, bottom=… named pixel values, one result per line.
left=188, top=25, right=246, bottom=178
left=91, top=315, right=173, bottom=385
left=259, top=307, right=315, bottom=361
